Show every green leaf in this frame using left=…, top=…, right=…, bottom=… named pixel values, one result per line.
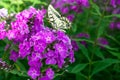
left=73, top=38, right=93, bottom=44
left=108, top=51, right=120, bottom=59
left=90, top=0, right=101, bottom=16
left=104, top=45, right=119, bottom=51
left=0, top=1, right=10, bottom=8
left=93, top=47, right=104, bottom=59
left=70, top=64, right=88, bottom=73
left=105, top=14, right=120, bottom=18
left=97, top=25, right=105, bottom=37
left=76, top=73, right=87, bottom=80
left=15, top=60, right=26, bottom=71
left=76, top=42, right=90, bottom=61
left=106, top=34, right=120, bottom=46
left=10, top=69, right=28, bottom=77
left=10, top=0, right=23, bottom=5
left=92, top=58, right=120, bottom=76
left=72, top=24, right=77, bottom=32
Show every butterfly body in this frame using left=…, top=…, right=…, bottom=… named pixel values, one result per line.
left=48, top=5, right=71, bottom=31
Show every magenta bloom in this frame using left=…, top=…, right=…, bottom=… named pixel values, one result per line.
left=45, top=50, right=57, bottom=65
left=51, top=0, right=89, bottom=21
left=71, top=40, right=79, bottom=51
left=54, top=42, right=68, bottom=58
left=110, top=0, right=116, bottom=8
left=46, top=68, right=54, bottom=79
left=60, top=7, right=69, bottom=14
left=77, top=33, right=90, bottom=46
left=39, top=76, right=50, bottom=80
left=9, top=50, right=19, bottom=62
left=28, top=67, right=40, bottom=79
left=98, top=37, right=109, bottom=46
left=109, top=22, right=115, bottom=30
left=117, top=22, right=120, bottom=29
left=67, top=14, right=75, bottom=22
left=0, top=21, right=6, bottom=40
left=110, top=0, right=120, bottom=8
left=77, top=33, right=90, bottom=38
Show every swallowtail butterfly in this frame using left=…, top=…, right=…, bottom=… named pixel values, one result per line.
left=48, top=4, right=71, bottom=32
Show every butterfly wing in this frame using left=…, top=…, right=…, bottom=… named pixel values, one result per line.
left=48, top=4, right=71, bottom=31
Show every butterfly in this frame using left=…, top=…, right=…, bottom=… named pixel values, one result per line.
left=47, top=4, right=71, bottom=32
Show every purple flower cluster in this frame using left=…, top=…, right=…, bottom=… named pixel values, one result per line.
left=71, top=33, right=109, bottom=51
left=110, top=0, right=120, bottom=8
left=71, top=33, right=90, bottom=51
left=0, top=7, right=75, bottom=80
left=51, top=0, right=89, bottom=21
left=109, top=22, right=120, bottom=30
left=98, top=37, right=109, bottom=46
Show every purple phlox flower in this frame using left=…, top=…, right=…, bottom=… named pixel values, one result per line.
left=31, top=51, right=43, bottom=61
left=69, top=50, right=75, bottom=63
left=28, top=67, right=40, bottom=79
left=38, top=76, right=51, bottom=80
left=36, top=9, right=46, bottom=22
left=0, top=21, right=6, bottom=39
left=77, top=33, right=90, bottom=38
left=19, top=40, right=31, bottom=58
left=30, top=31, right=44, bottom=41
left=33, top=9, right=46, bottom=32
left=67, top=14, right=75, bottom=22
left=70, top=5, right=83, bottom=13
left=54, top=42, right=68, bottom=59
left=43, top=31, right=56, bottom=44
left=77, top=33, right=90, bottom=46
left=57, top=56, right=65, bottom=68
left=46, top=68, right=54, bottom=79
left=71, top=40, right=79, bottom=51
left=45, top=58, right=57, bottom=65
left=28, top=6, right=37, bottom=14
left=45, top=50, right=56, bottom=58
left=0, top=21, right=6, bottom=29
left=33, top=40, right=47, bottom=53
left=56, top=30, right=71, bottom=44
left=60, top=7, right=69, bottom=14
left=28, top=55, right=42, bottom=68
left=16, top=7, right=36, bottom=20
left=7, top=29, right=17, bottom=40
left=9, top=50, right=19, bottom=62
left=7, top=18, right=29, bottom=41
left=63, top=0, right=75, bottom=3
left=53, top=0, right=65, bottom=8
left=76, top=0, right=89, bottom=7
left=98, top=37, right=109, bottom=46
left=109, top=22, right=115, bottom=30
left=51, top=0, right=89, bottom=15
left=110, top=0, right=116, bottom=8
left=116, top=22, right=120, bottom=29
left=110, top=0, right=120, bottom=8
left=11, top=19, right=29, bottom=33
left=45, top=50, right=57, bottom=65
left=112, top=8, right=120, bottom=14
